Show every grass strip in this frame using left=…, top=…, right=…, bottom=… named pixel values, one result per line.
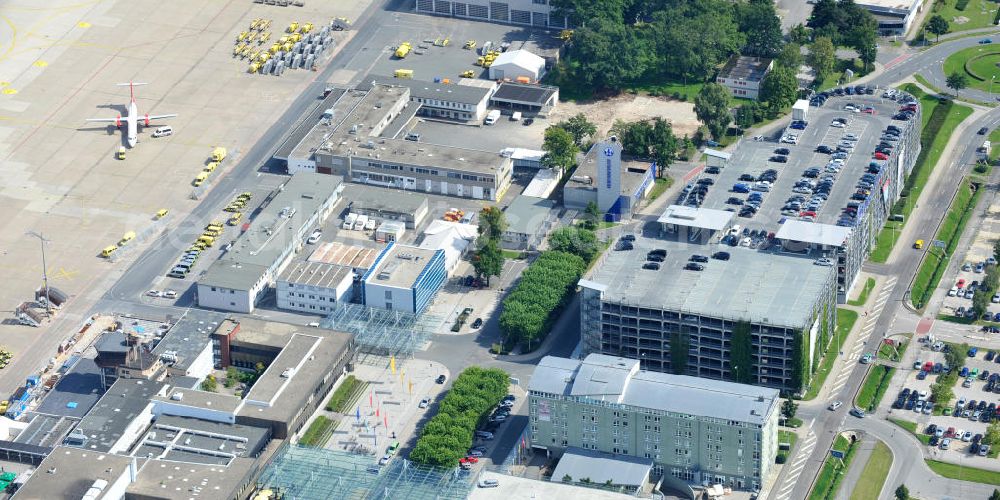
left=856, top=365, right=896, bottom=412
left=300, top=416, right=337, bottom=447
left=911, top=181, right=982, bottom=308
left=889, top=417, right=931, bottom=445
left=325, top=375, right=367, bottom=413
left=848, top=277, right=876, bottom=306
left=804, top=309, right=859, bottom=400
left=925, top=459, right=1000, bottom=485
left=809, top=435, right=857, bottom=500
left=878, top=333, right=911, bottom=361
left=849, top=440, right=893, bottom=500
left=777, top=430, right=799, bottom=463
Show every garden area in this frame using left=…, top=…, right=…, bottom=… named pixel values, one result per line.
left=299, top=416, right=337, bottom=448
left=325, top=375, right=367, bottom=413
left=924, top=0, right=1000, bottom=35
left=943, top=46, right=1000, bottom=93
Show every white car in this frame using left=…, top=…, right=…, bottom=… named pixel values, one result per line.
left=306, top=229, right=322, bottom=244
left=815, top=258, right=834, bottom=267
left=163, top=290, right=177, bottom=299
left=828, top=401, right=843, bottom=411
left=831, top=121, right=846, bottom=128
left=949, top=287, right=958, bottom=297
left=478, top=479, right=499, bottom=488
left=419, top=398, right=430, bottom=408
left=146, top=290, right=161, bottom=297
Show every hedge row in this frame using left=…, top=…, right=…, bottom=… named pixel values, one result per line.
left=499, top=251, right=586, bottom=349
left=956, top=0, right=970, bottom=10
left=409, top=367, right=509, bottom=467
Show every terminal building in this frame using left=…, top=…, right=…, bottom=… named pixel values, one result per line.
left=197, top=173, right=344, bottom=313
left=528, top=354, right=779, bottom=492
left=415, top=0, right=571, bottom=28
left=281, top=83, right=514, bottom=202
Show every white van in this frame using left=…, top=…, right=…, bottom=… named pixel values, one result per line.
left=484, top=110, right=501, bottom=125
left=151, top=126, right=173, bottom=138
left=510, top=111, right=522, bottom=121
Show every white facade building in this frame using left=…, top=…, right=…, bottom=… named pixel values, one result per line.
left=276, top=261, right=355, bottom=314
left=415, top=0, right=570, bottom=28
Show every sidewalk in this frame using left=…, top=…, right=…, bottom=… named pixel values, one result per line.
left=835, top=438, right=876, bottom=500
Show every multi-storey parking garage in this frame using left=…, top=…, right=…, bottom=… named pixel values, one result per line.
left=581, top=87, right=921, bottom=394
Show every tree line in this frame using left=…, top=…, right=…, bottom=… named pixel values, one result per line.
left=409, top=367, right=509, bottom=467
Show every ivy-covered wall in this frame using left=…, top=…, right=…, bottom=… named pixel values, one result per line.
left=670, top=330, right=690, bottom=375
left=730, top=321, right=754, bottom=384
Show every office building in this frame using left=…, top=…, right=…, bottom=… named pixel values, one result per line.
left=716, top=56, right=773, bottom=100
left=357, top=74, right=497, bottom=122
left=284, top=84, right=514, bottom=201
left=347, top=184, right=429, bottom=229
left=361, top=242, right=447, bottom=314
left=197, top=173, right=344, bottom=313
left=415, top=0, right=571, bottom=28
left=528, top=354, right=779, bottom=492
left=502, top=196, right=555, bottom=250
left=276, top=261, right=355, bottom=314
left=857, top=0, right=923, bottom=35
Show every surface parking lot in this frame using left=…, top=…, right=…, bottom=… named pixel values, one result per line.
left=682, top=88, right=910, bottom=241
left=891, top=345, right=1000, bottom=465
left=942, top=255, right=1000, bottom=323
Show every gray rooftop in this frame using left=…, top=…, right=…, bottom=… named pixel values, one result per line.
left=550, top=447, right=653, bottom=487
left=704, top=148, right=732, bottom=160
left=504, top=196, right=555, bottom=236
left=277, top=260, right=354, bottom=289
left=491, top=82, right=558, bottom=105
left=244, top=334, right=323, bottom=406
left=67, top=379, right=164, bottom=453
left=529, top=354, right=780, bottom=425
left=657, top=205, right=735, bottom=231
left=33, top=357, right=103, bottom=419
left=358, top=74, right=494, bottom=105
left=719, top=55, right=772, bottom=82
left=275, top=87, right=348, bottom=160
left=200, top=172, right=344, bottom=291
left=775, top=220, right=852, bottom=247
left=14, top=446, right=137, bottom=500
left=127, top=456, right=257, bottom=499
left=153, top=309, right=227, bottom=372
left=15, top=414, right=77, bottom=448
left=133, top=414, right=269, bottom=464
left=583, top=235, right=834, bottom=328
left=364, top=243, right=442, bottom=289
left=574, top=145, right=654, bottom=197
left=155, top=388, right=243, bottom=415
left=349, top=184, right=429, bottom=215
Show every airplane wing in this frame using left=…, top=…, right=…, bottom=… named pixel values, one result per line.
left=145, top=114, right=177, bottom=121
left=85, top=117, right=120, bottom=123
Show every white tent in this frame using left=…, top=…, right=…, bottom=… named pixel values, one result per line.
left=418, top=220, right=478, bottom=272
left=489, top=49, right=546, bottom=81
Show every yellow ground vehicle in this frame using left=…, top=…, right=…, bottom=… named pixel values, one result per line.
left=301, top=22, right=314, bottom=33
left=197, top=235, right=215, bottom=247
left=395, top=42, right=412, bottom=58
left=914, top=239, right=924, bottom=249
left=156, top=209, right=169, bottom=219
left=101, top=245, right=118, bottom=258
left=257, top=52, right=271, bottom=63
left=483, top=60, right=493, bottom=68
left=282, top=42, right=294, bottom=52
left=233, top=43, right=247, bottom=56
left=119, top=231, right=135, bottom=246
left=193, top=241, right=207, bottom=250
left=207, top=222, right=224, bottom=230
left=258, top=32, right=271, bottom=45
left=287, top=22, right=299, bottom=33
left=394, top=69, right=414, bottom=79
left=227, top=212, right=243, bottom=225
left=249, top=62, right=260, bottom=73
left=279, top=35, right=290, bottom=45
left=248, top=49, right=260, bottom=61
left=464, top=40, right=476, bottom=49
left=269, top=43, right=281, bottom=54
left=116, top=147, right=126, bottom=160
left=434, top=37, right=450, bottom=47
left=203, top=161, right=219, bottom=173
left=237, top=192, right=252, bottom=201
left=289, top=33, right=302, bottom=43
left=475, top=56, right=485, bottom=66
left=260, top=19, right=272, bottom=31
left=0, top=400, right=7, bottom=414
left=461, top=70, right=475, bottom=78
left=212, top=147, right=228, bottom=162
left=204, top=228, right=222, bottom=237
left=238, top=31, right=250, bottom=42
left=193, top=171, right=209, bottom=186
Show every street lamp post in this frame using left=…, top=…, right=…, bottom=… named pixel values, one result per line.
left=25, top=231, right=51, bottom=317
left=992, top=75, right=996, bottom=96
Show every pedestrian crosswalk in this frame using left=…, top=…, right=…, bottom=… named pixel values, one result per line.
left=773, top=429, right=817, bottom=500
left=826, top=276, right=898, bottom=397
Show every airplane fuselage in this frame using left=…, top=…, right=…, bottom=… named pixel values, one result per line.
left=125, top=100, right=138, bottom=148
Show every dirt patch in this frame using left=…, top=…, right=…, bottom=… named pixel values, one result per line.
left=953, top=16, right=970, bottom=24
left=547, top=94, right=701, bottom=139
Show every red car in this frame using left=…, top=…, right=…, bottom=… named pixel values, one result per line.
left=874, top=152, right=888, bottom=160
left=459, top=456, right=479, bottom=464
left=799, top=211, right=817, bottom=218
left=946, top=427, right=956, bottom=438
left=958, top=279, right=967, bottom=289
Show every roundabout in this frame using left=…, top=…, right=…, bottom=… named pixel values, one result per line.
left=944, top=45, right=1000, bottom=92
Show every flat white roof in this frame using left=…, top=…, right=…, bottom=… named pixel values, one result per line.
left=775, top=220, right=851, bottom=247
left=704, top=148, right=732, bottom=160
left=793, top=99, right=810, bottom=111
left=657, top=205, right=734, bottom=231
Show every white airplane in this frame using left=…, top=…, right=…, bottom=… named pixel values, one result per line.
left=86, top=82, right=176, bottom=148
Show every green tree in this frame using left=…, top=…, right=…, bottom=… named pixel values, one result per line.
left=472, top=239, right=504, bottom=286
left=985, top=421, right=1000, bottom=446
left=736, top=0, right=784, bottom=57
left=760, top=65, right=798, bottom=116
left=776, top=43, right=803, bottom=70
left=946, top=343, right=968, bottom=371
left=735, top=101, right=763, bottom=131
left=562, top=474, right=573, bottom=483
left=947, top=72, right=969, bottom=96
left=694, top=83, right=732, bottom=140
left=790, top=23, right=811, bottom=45
left=990, top=489, right=1000, bottom=500
left=548, top=227, right=600, bottom=263
left=730, top=321, right=754, bottom=384
left=557, top=113, right=598, bottom=147
left=224, top=366, right=239, bottom=388
left=649, top=117, right=678, bottom=172
left=994, top=240, right=1000, bottom=264
left=781, top=399, right=799, bottom=419
left=808, top=36, right=836, bottom=82
left=582, top=201, right=602, bottom=230
left=542, top=125, right=579, bottom=170
left=611, top=118, right=677, bottom=170
left=894, top=484, right=909, bottom=500
left=670, top=331, right=690, bottom=374
left=853, top=27, right=878, bottom=72
left=930, top=379, right=954, bottom=406
left=201, top=375, right=218, bottom=392
left=478, top=206, right=507, bottom=242
left=926, top=15, right=949, bottom=42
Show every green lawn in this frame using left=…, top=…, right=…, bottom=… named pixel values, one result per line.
left=849, top=440, right=893, bottom=500
left=925, top=459, right=1000, bottom=485
left=648, top=177, right=673, bottom=201
left=299, top=416, right=337, bottom=447
left=911, top=181, right=982, bottom=308
left=870, top=221, right=903, bottom=263
left=990, top=128, right=1000, bottom=161
left=848, top=277, right=876, bottom=306
left=502, top=250, right=526, bottom=259
left=943, top=46, right=1000, bottom=93
left=878, top=333, right=911, bottom=361
left=325, top=375, right=367, bottom=413
left=804, top=309, right=859, bottom=400
left=778, top=430, right=799, bottom=463
left=810, top=435, right=857, bottom=500
left=628, top=78, right=705, bottom=102
left=815, top=58, right=867, bottom=91
left=926, top=0, right=1000, bottom=33
left=856, top=365, right=896, bottom=412
left=889, top=417, right=932, bottom=444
